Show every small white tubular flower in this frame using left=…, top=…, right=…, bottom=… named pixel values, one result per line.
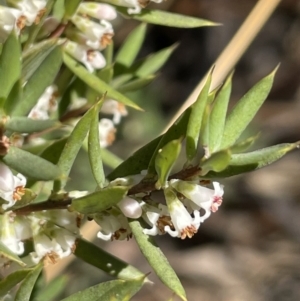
left=101, top=99, right=128, bottom=124
left=28, top=85, right=58, bottom=120
left=117, top=197, right=142, bottom=218
left=142, top=203, right=171, bottom=236
left=0, top=6, right=24, bottom=39
left=0, top=213, right=31, bottom=256
left=78, top=2, right=117, bottom=20
left=164, top=187, right=201, bottom=239
left=94, top=212, right=131, bottom=241
left=11, top=0, right=46, bottom=26
left=170, top=180, right=224, bottom=221
left=98, top=118, right=116, bottom=148
left=0, top=162, right=26, bottom=210
left=64, top=41, right=106, bottom=73
left=71, top=15, right=113, bottom=50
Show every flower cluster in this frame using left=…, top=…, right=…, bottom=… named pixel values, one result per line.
left=0, top=0, right=47, bottom=42
left=94, top=177, right=224, bottom=241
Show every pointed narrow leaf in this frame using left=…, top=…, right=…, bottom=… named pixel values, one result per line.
left=101, top=148, right=123, bottom=169
left=199, top=149, right=231, bottom=175
left=0, top=241, right=25, bottom=267
left=13, top=46, right=63, bottom=116
left=148, top=108, right=191, bottom=175
left=186, top=71, right=212, bottom=160
left=0, top=31, right=21, bottom=102
left=220, top=67, right=278, bottom=149
left=39, top=138, right=67, bottom=164
left=229, top=133, right=259, bottom=154
left=209, top=72, right=233, bottom=152
left=71, top=186, right=128, bottom=214
left=132, top=44, right=177, bottom=78
left=15, top=263, right=43, bottom=301
left=0, top=269, right=32, bottom=297
left=129, top=220, right=187, bottom=301
left=5, top=117, right=58, bottom=134
left=63, top=53, right=141, bottom=110
left=116, top=7, right=219, bottom=28
left=61, top=278, right=144, bottom=301
left=4, top=80, right=22, bottom=115
left=155, top=139, right=182, bottom=189
left=118, top=75, right=156, bottom=93
left=88, top=100, right=105, bottom=187
left=205, top=142, right=299, bottom=178
left=3, top=146, right=61, bottom=180
left=107, top=136, right=161, bottom=181
left=75, top=239, right=146, bottom=280
left=22, top=39, right=60, bottom=82
left=64, top=0, right=82, bottom=20
left=115, top=23, right=147, bottom=67
left=56, top=106, right=94, bottom=189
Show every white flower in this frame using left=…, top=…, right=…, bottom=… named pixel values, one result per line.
left=170, top=180, right=224, bottom=221
left=64, top=41, right=106, bottom=73
left=30, top=229, right=76, bottom=264
left=101, top=99, right=128, bottom=124
left=0, top=212, right=31, bottom=256
left=78, top=2, right=117, bottom=20
left=94, top=212, right=131, bottom=241
left=0, top=162, right=26, bottom=210
left=164, top=187, right=201, bottom=239
left=11, top=0, right=46, bottom=26
left=28, top=85, right=58, bottom=120
left=0, top=6, right=24, bottom=40
left=98, top=118, right=116, bottom=148
left=142, top=203, right=171, bottom=236
left=71, top=15, right=114, bottom=50
left=117, top=197, right=142, bottom=218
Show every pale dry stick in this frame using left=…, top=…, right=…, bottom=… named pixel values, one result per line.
left=44, top=0, right=281, bottom=283
left=166, top=0, right=282, bottom=129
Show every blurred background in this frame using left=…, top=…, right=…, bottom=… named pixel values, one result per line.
left=57, top=0, right=300, bottom=300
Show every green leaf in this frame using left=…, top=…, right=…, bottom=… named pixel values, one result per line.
left=116, top=7, right=219, bottom=28
left=39, top=138, right=67, bottom=165
left=0, top=241, right=25, bottom=267
left=229, top=133, right=260, bottom=154
left=63, top=53, right=141, bottom=110
left=15, top=263, right=43, bottom=301
left=63, top=0, right=82, bottom=20
left=13, top=46, right=63, bottom=117
left=148, top=108, right=191, bottom=175
left=117, top=75, right=156, bottom=93
left=0, top=31, right=21, bottom=103
left=220, top=67, right=278, bottom=149
left=111, top=74, right=133, bottom=89
left=5, top=117, right=59, bottom=134
left=129, top=220, right=187, bottom=301
left=205, top=142, right=299, bottom=178
left=155, top=139, right=182, bottom=189
left=208, top=72, right=233, bottom=152
left=88, top=100, right=105, bottom=188
left=131, top=44, right=177, bottom=78
left=115, top=23, right=147, bottom=68
left=3, top=146, right=61, bottom=180
left=60, top=278, right=144, bottom=301
left=0, top=269, right=32, bottom=297
left=33, top=275, right=68, bottom=301
left=199, top=149, right=231, bottom=175
left=186, top=71, right=212, bottom=161
left=101, top=148, right=123, bottom=169
left=4, top=80, right=22, bottom=115
left=22, top=38, right=59, bottom=82
left=71, top=186, right=128, bottom=214
left=107, top=136, right=161, bottom=181
left=75, top=239, right=146, bottom=280
left=56, top=105, right=96, bottom=190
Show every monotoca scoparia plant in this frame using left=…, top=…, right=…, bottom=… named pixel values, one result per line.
left=0, top=1, right=298, bottom=300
